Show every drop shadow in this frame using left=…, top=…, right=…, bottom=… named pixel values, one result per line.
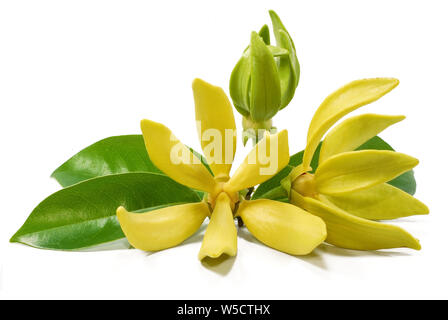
left=237, top=227, right=259, bottom=244
left=316, top=243, right=412, bottom=258
left=144, top=251, right=158, bottom=257
left=142, top=225, right=208, bottom=257
left=180, top=224, right=207, bottom=246
left=238, top=227, right=328, bottom=270
left=78, top=238, right=132, bottom=252
left=295, top=249, right=328, bottom=270
left=201, top=254, right=236, bottom=276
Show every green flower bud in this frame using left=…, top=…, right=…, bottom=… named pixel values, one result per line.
left=230, top=10, right=300, bottom=145
left=269, top=10, right=300, bottom=109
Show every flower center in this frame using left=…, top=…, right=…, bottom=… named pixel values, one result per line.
left=291, top=173, right=318, bottom=198
left=207, top=179, right=239, bottom=212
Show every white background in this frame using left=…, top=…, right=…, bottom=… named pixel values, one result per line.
left=0, top=0, right=447, bottom=299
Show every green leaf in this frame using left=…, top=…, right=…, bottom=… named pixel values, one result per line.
left=10, top=172, right=201, bottom=250
left=51, top=135, right=211, bottom=190
left=252, top=136, right=416, bottom=200
left=51, top=135, right=161, bottom=187
left=188, top=147, right=213, bottom=176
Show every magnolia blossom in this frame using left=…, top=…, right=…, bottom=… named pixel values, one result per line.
left=282, top=78, right=429, bottom=250
left=116, top=79, right=326, bottom=260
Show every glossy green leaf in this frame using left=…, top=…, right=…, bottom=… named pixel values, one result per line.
left=252, top=136, right=416, bottom=200
left=52, top=135, right=212, bottom=187
left=10, top=173, right=201, bottom=250
left=51, top=135, right=161, bottom=187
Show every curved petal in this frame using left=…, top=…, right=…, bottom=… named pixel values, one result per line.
left=225, top=130, right=289, bottom=193
left=229, top=55, right=251, bottom=117
left=249, top=31, right=282, bottom=122
left=319, top=114, right=405, bottom=163
left=315, top=150, right=418, bottom=195
left=302, top=78, right=399, bottom=169
left=117, top=202, right=209, bottom=252
left=321, top=183, right=429, bottom=220
left=238, top=199, right=326, bottom=255
left=290, top=190, right=421, bottom=250
left=269, top=10, right=300, bottom=88
left=192, top=79, right=237, bottom=180
left=141, top=119, right=216, bottom=193
left=198, top=193, right=237, bottom=260
left=277, top=29, right=300, bottom=109
left=289, top=164, right=312, bottom=182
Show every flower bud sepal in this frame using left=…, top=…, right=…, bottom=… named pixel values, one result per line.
left=242, top=116, right=276, bottom=145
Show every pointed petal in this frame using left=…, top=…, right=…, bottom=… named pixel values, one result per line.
left=117, top=202, right=209, bottom=252
left=141, top=119, right=216, bottom=192
left=193, top=79, right=237, bottom=179
left=269, top=10, right=300, bottom=107
left=225, top=130, right=289, bottom=193
left=302, top=78, right=399, bottom=169
left=229, top=55, right=251, bottom=117
left=319, top=114, right=405, bottom=163
left=268, top=45, right=289, bottom=57
left=281, top=164, right=311, bottom=198
left=277, top=29, right=300, bottom=109
left=315, top=150, right=418, bottom=195
left=238, top=199, right=326, bottom=255
left=321, top=183, right=429, bottom=220
left=290, top=190, right=421, bottom=250
left=198, top=193, right=237, bottom=260
left=289, top=164, right=312, bottom=182
left=249, top=31, right=281, bottom=122
left=258, top=24, right=270, bottom=45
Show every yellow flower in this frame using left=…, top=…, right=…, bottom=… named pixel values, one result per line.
left=284, top=78, right=429, bottom=251
left=116, top=79, right=326, bottom=259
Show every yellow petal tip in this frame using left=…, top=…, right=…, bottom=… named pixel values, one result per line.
left=116, top=205, right=126, bottom=216
left=413, top=240, right=422, bottom=251
left=379, top=77, right=399, bottom=88
left=140, top=118, right=159, bottom=132
left=198, top=248, right=237, bottom=261
left=192, top=78, right=214, bottom=91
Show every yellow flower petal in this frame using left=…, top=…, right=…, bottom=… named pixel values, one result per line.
left=198, top=193, right=237, bottom=260
left=315, top=150, right=418, bottom=195
left=289, top=164, right=312, bottom=182
left=302, top=78, right=399, bottom=169
left=225, top=130, right=289, bottom=193
left=141, top=119, right=216, bottom=193
left=290, top=190, right=421, bottom=250
left=192, top=79, right=237, bottom=180
left=117, top=202, right=209, bottom=252
left=321, top=183, right=429, bottom=220
left=319, top=114, right=405, bottom=163
left=238, top=199, right=326, bottom=255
